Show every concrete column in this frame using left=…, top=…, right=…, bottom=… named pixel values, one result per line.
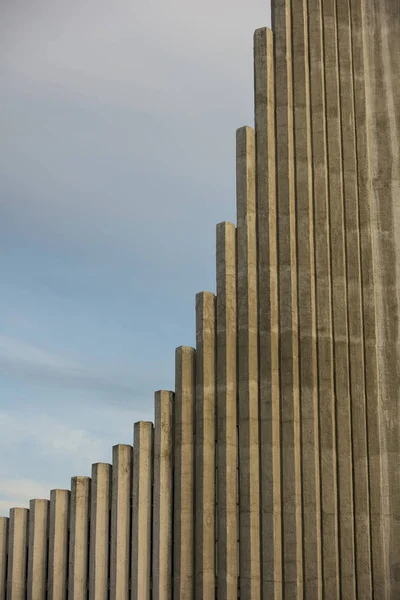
left=110, top=445, right=132, bottom=600
left=0, top=517, right=8, bottom=600
left=236, top=125, right=260, bottom=600
left=216, top=221, right=237, bottom=600
left=152, top=390, right=173, bottom=600
left=254, top=27, right=282, bottom=600
left=69, top=477, right=91, bottom=600
left=131, top=422, right=153, bottom=600
left=89, top=463, right=112, bottom=600
left=271, top=2, right=303, bottom=597
left=27, top=499, right=49, bottom=600
left=321, top=1, right=356, bottom=597
left=7, top=508, right=28, bottom=600
left=195, top=292, right=216, bottom=598
left=306, top=0, right=340, bottom=596
left=290, top=0, right=322, bottom=597
left=48, top=490, right=70, bottom=600
left=336, top=1, right=373, bottom=596
left=350, top=1, right=388, bottom=596
left=173, top=347, right=195, bottom=599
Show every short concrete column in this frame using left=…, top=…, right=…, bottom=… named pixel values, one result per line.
left=7, top=508, right=29, bottom=600
left=152, top=390, right=173, bottom=600
left=216, top=221, right=238, bottom=600
left=110, top=445, right=132, bottom=600
left=131, top=421, right=154, bottom=600
left=195, top=292, right=216, bottom=599
left=69, top=477, right=91, bottom=600
left=27, top=499, right=49, bottom=600
left=0, top=517, right=8, bottom=600
left=173, top=347, right=196, bottom=599
left=48, top=490, right=70, bottom=600
left=89, top=463, right=112, bottom=600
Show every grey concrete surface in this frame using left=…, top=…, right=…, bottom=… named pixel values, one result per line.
left=48, top=490, right=69, bottom=600
left=27, top=499, right=49, bottom=600
left=89, top=463, right=112, bottom=600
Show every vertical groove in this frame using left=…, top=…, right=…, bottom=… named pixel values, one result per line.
left=195, top=292, right=216, bottom=599
left=89, top=463, right=112, bottom=600
left=254, top=26, right=282, bottom=600
left=236, top=126, right=260, bottom=600
left=132, top=422, right=153, bottom=600
left=152, top=390, right=173, bottom=600
left=174, top=347, right=195, bottom=599
left=216, top=221, right=238, bottom=600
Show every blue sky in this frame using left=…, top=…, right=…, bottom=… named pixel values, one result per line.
left=0, top=0, right=271, bottom=515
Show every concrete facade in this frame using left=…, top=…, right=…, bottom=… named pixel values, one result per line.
left=0, top=1, right=398, bottom=598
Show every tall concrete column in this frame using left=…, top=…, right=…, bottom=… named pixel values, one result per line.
left=350, top=1, right=388, bottom=596
left=152, top=390, right=173, bottom=600
left=173, top=347, right=195, bottom=599
left=89, top=463, right=112, bottom=600
left=7, top=508, right=28, bottom=600
left=306, top=0, right=340, bottom=596
left=236, top=126, right=260, bottom=600
left=271, top=1, right=302, bottom=597
left=0, top=518, right=8, bottom=600
left=321, top=1, right=356, bottom=596
left=131, top=421, right=153, bottom=600
left=48, top=490, right=70, bottom=600
left=27, top=499, right=49, bottom=600
left=69, top=477, right=91, bottom=600
left=110, top=445, right=132, bottom=600
left=254, top=26, right=281, bottom=600
left=216, top=221, right=237, bottom=600
left=195, top=291, right=216, bottom=599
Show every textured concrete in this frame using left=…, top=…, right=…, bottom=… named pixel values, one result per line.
left=271, top=1, right=303, bottom=597
left=110, top=445, right=132, bottom=600
left=69, top=477, right=91, bottom=600
left=254, top=27, right=282, bottom=600
left=27, top=499, right=49, bottom=600
left=174, top=347, right=195, bottom=600
left=307, top=0, right=340, bottom=596
left=0, top=518, right=8, bottom=600
left=195, top=292, right=216, bottom=599
left=131, top=421, right=153, bottom=600
left=153, top=390, right=173, bottom=600
left=89, top=463, right=112, bottom=600
left=216, top=221, right=237, bottom=600
left=48, top=490, right=70, bottom=600
left=236, top=126, right=260, bottom=600
left=7, top=508, right=28, bottom=600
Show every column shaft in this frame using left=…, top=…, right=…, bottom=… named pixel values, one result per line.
left=0, top=518, right=8, bottom=600
left=271, top=1, right=303, bottom=596
left=254, top=27, right=282, bottom=600
left=236, top=126, right=260, bottom=600
left=322, top=0, right=356, bottom=596
left=89, top=463, right=112, bottom=600
left=48, top=490, right=70, bottom=600
left=153, top=390, right=173, bottom=600
left=27, top=499, right=49, bottom=600
left=216, top=221, right=238, bottom=600
left=195, top=291, right=216, bottom=599
left=69, top=477, right=91, bottom=600
left=174, top=347, right=195, bottom=599
left=7, top=509, right=28, bottom=600
left=131, top=422, right=153, bottom=600
left=110, top=445, right=132, bottom=600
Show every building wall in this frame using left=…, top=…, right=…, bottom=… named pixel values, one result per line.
left=0, top=1, right=398, bottom=598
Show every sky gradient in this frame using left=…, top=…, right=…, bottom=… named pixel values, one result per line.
left=0, top=0, right=271, bottom=515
